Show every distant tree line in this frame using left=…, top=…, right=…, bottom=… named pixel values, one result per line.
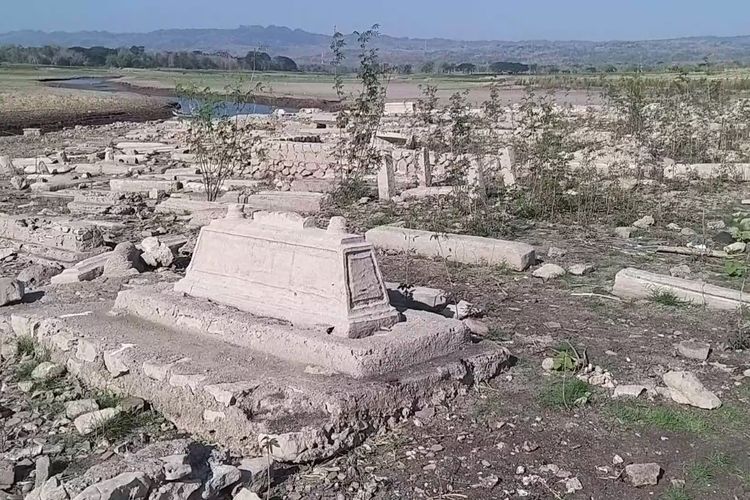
left=0, top=45, right=299, bottom=71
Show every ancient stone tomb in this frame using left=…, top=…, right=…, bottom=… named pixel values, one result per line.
left=174, top=209, right=399, bottom=338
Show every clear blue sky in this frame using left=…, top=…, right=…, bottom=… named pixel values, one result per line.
left=2, top=0, right=747, bottom=41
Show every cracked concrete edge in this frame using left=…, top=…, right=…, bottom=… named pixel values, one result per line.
left=0, top=310, right=510, bottom=463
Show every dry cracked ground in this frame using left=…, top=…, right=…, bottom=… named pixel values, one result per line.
left=0, top=124, right=749, bottom=500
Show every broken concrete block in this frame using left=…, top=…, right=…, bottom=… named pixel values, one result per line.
left=204, top=382, right=257, bottom=407
left=676, top=340, right=710, bottom=361
left=175, top=211, right=398, bottom=338
left=366, top=225, right=535, bottom=271
left=160, top=454, right=192, bottom=481
left=613, top=267, right=750, bottom=310
left=17, top=264, right=63, bottom=288
left=632, top=215, right=655, bottom=229
left=103, top=346, right=131, bottom=377
left=203, top=464, right=241, bottom=498
left=662, top=371, right=721, bottom=409
left=0, top=215, right=105, bottom=263
left=614, top=227, right=634, bottom=239
left=568, top=263, right=594, bottom=276
left=0, top=279, right=24, bottom=306
left=151, top=481, right=201, bottom=500
left=385, top=282, right=448, bottom=311
left=110, top=178, right=182, bottom=194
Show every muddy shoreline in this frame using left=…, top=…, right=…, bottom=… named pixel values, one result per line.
left=0, top=76, right=341, bottom=136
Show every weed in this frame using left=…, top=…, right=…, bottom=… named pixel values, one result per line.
left=549, top=342, right=587, bottom=372
left=660, top=486, right=692, bottom=500
left=329, top=176, right=372, bottom=208
left=687, top=462, right=715, bottom=488
left=609, top=402, right=711, bottom=434
left=90, top=410, right=164, bottom=442
left=14, top=360, right=38, bottom=381
left=648, top=288, right=691, bottom=307
left=724, top=260, right=747, bottom=278
left=94, top=390, right=122, bottom=409
left=15, top=335, right=37, bottom=358
left=538, top=377, right=592, bottom=409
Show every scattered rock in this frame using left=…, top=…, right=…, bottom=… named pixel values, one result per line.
left=140, top=237, right=175, bottom=268
left=103, top=242, right=143, bottom=278
left=666, top=223, right=681, bottom=231
left=547, top=247, right=566, bottom=258
left=160, top=454, right=192, bottom=481
left=203, top=464, right=241, bottom=498
left=541, top=358, right=555, bottom=371
left=724, top=241, right=746, bottom=254
left=446, top=300, right=477, bottom=320
left=10, top=176, right=29, bottom=191
left=632, top=215, right=654, bottom=229
left=670, top=264, right=691, bottom=279
left=73, top=472, right=151, bottom=500
left=612, top=385, right=646, bottom=398
left=151, top=480, right=201, bottom=500
left=233, top=489, right=261, bottom=500
left=614, top=227, right=634, bottom=239
left=625, top=463, right=662, bottom=487
left=34, top=456, right=50, bottom=489
left=462, top=318, right=489, bottom=336
left=532, top=264, right=566, bottom=281
left=0, top=460, right=14, bottom=489
left=568, top=263, right=594, bottom=276
left=17, top=264, right=63, bottom=288
left=662, top=371, right=721, bottom=409
left=0, top=279, right=24, bottom=306
left=237, top=456, right=274, bottom=494
left=680, top=227, right=698, bottom=236
left=73, top=408, right=121, bottom=435
left=676, top=341, right=710, bottom=361
left=30, top=362, right=65, bottom=381
left=65, top=399, right=100, bottom=419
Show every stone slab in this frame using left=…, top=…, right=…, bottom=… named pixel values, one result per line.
left=290, top=178, right=336, bottom=193
left=115, top=284, right=468, bottom=378
left=0, top=215, right=106, bottom=263
left=110, top=179, right=182, bottom=194
left=365, top=225, right=536, bottom=271
left=399, top=186, right=456, bottom=200
left=1, top=297, right=508, bottom=461
left=244, top=191, right=326, bottom=214
left=385, top=282, right=448, bottom=311
left=174, top=213, right=398, bottom=338
left=613, top=267, right=750, bottom=310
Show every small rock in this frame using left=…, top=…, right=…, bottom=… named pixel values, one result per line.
left=615, top=227, right=634, bottom=239
left=233, top=489, right=261, bottom=500
left=565, top=477, right=583, bottom=494
left=662, top=371, right=721, bottom=409
left=30, top=362, right=65, bottom=381
left=463, top=318, right=489, bottom=336
left=10, top=176, right=29, bottom=191
left=532, top=264, right=566, bottom=281
left=676, top=341, right=710, bottom=361
left=414, top=406, right=435, bottom=421
left=547, top=247, right=566, bottom=258
left=17, top=264, right=63, bottom=288
left=568, top=263, right=594, bottom=276
left=541, top=358, right=555, bottom=371
left=74, top=408, right=121, bottom=435
left=666, top=223, right=681, bottom=231
left=151, top=480, right=201, bottom=500
left=612, top=385, right=646, bottom=398
left=680, top=227, right=697, bottom=236
left=160, top=454, right=192, bottom=481
left=65, top=399, right=99, bottom=419
left=632, top=215, right=655, bottom=229
left=140, top=237, right=175, bottom=268
left=670, top=264, right=691, bottom=279
left=625, top=463, right=662, bottom=487
left=118, top=397, right=145, bottom=413
left=0, top=279, right=24, bottom=306
left=237, top=456, right=274, bottom=494
left=724, top=242, right=746, bottom=254
left=203, top=464, right=241, bottom=498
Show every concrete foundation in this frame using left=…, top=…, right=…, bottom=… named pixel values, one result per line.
left=366, top=225, right=536, bottom=271
left=0, top=215, right=106, bottom=263
left=0, top=292, right=509, bottom=462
